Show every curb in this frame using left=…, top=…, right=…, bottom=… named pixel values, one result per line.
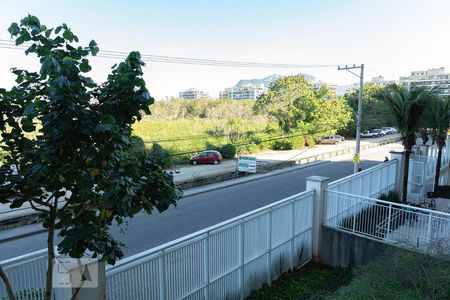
left=183, top=160, right=328, bottom=198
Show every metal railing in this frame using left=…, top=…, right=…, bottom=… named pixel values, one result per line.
left=324, top=190, right=450, bottom=255
left=0, top=248, right=52, bottom=299
left=328, top=159, right=397, bottom=198
left=105, top=190, right=314, bottom=300
left=326, top=160, right=397, bottom=224
left=0, top=192, right=314, bottom=300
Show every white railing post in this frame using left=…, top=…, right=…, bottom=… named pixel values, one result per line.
left=306, top=176, right=329, bottom=263
left=267, top=209, right=272, bottom=286
left=239, top=219, right=245, bottom=300
left=290, top=199, right=295, bottom=270
left=427, top=213, right=433, bottom=245
left=159, top=251, right=166, bottom=300
left=386, top=204, right=392, bottom=241
left=204, top=232, right=210, bottom=300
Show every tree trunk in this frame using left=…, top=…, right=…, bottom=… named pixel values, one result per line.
left=0, top=264, right=16, bottom=300
left=45, top=212, right=56, bottom=300
left=434, top=142, right=444, bottom=191
left=402, top=149, right=411, bottom=204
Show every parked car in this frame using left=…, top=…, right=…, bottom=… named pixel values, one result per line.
left=334, top=135, right=345, bottom=142
left=320, top=135, right=343, bottom=144
left=382, top=127, right=397, bottom=134
left=372, top=129, right=386, bottom=137
left=190, top=150, right=222, bottom=165
left=361, top=130, right=379, bottom=138
left=381, top=127, right=394, bottom=134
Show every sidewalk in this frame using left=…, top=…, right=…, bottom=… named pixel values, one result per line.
left=172, top=134, right=401, bottom=185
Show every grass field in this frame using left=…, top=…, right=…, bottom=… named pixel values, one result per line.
left=131, top=118, right=283, bottom=163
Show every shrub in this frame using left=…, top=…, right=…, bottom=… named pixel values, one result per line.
left=149, top=142, right=173, bottom=168
left=271, top=140, right=293, bottom=150
left=221, top=143, right=237, bottom=158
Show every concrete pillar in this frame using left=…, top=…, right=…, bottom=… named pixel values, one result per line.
left=306, top=176, right=329, bottom=263
left=389, top=151, right=405, bottom=197
left=54, top=259, right=106, bottom=300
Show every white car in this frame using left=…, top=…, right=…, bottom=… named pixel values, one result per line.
left=361, top=130, right=378, bottom=138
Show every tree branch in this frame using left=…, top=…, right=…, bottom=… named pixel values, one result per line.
left=0, top=264, right=17, bottom=300
left=29, top=200, right=50, bottom=213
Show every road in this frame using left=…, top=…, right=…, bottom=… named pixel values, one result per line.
left=0, top=142, right=403, bottom=261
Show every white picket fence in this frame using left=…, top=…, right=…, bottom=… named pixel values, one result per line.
left=1, top=191, right=314, bottom=300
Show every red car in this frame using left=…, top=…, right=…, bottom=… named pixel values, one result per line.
left=190, top=150, right=222, bottom=165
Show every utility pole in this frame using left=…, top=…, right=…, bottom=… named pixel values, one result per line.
left=338, top=64, right=364, bottom=173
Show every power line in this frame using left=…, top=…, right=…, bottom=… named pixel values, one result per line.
left=0, top=38, right=340, bottom=69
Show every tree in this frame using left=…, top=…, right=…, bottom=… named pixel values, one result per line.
left=377, top=84, right=431, bottom=203
left=422, top=96, right=450, bottom=190
left=0, top=15, right=181, bottom=300
left=253, top=75, right=351, bottom=135
left=341, top=83, right=394, bottom=136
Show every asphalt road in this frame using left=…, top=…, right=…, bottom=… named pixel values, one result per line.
left=0, top=143, right=403, bottom=261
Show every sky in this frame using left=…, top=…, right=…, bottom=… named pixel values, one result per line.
left=1, top=0, right=450, bottom=99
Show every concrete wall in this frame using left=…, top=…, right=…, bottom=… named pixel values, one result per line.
left=319, top=227, right=384, bottom=267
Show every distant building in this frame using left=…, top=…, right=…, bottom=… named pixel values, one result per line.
left=219, top=84, right=266, bottom=100
left=400, top=67, right=450, bottom=96
left=371, top=75, right=396, bottom=86
left=179, top=88, right=209, bottom=99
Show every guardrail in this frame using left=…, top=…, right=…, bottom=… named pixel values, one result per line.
left=324, top=190, right=450, bottom=255
left=105, top=191, right=314, bottom=300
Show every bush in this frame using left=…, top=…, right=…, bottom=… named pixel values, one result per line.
left=149, top=142, right=173, bottom=169
left=271, top=140, right=293, bottom=150
left=221, top=143, right=236, bottom=158
left=239, top=143, right=260, bottom=155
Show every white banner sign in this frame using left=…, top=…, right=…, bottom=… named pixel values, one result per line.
left=238, top=156, right=257, bottom=173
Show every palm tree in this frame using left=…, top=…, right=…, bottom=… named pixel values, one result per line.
left=423, top=96, right=450, bottom=190
left=378, top=84, right=431, bottom=203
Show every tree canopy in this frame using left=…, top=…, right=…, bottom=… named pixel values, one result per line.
left=253, top=75, right=351, bottom=135
left=340, top=82, right=394, bottom=136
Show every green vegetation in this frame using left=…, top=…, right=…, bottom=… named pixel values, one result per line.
left=334, top=247, right=450, bottom=299
left=0, top=16, right=181, bottom=300
left=246, top=247, right=450, bottom=300
left=339, top=82, right=394, bottom=137
left=422, top=96, right=450, bottom=190
left=130, top=76, right=352, bottom=165
left=246, top=263, right=352, bottom=300
left=254, top=75, right=351, bottom=134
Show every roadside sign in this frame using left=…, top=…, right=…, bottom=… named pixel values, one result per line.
left=238, top=156, right=257, bottom=173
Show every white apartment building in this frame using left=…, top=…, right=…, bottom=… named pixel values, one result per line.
left=179, top=88, right=209, bottom=99
left=400, top=67, right=450, bottom=95
left=371, top=75, right=397, bottom=86
left=219, top=84, right=266, bottom=100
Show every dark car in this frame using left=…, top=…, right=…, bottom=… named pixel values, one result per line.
left=190, top=150, right=222, bottom=165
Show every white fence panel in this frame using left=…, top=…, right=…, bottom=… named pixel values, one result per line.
left=328, top=160, right=397, bottom=197
left=326, top=160, right=397, bottom=225
left=0, top=249, right=51, bottom=300
left=104, top=190, right=314, bottom=300
left=324, top=190, right=450, bottom=255
left=0, top=191, right=314, bottom=300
